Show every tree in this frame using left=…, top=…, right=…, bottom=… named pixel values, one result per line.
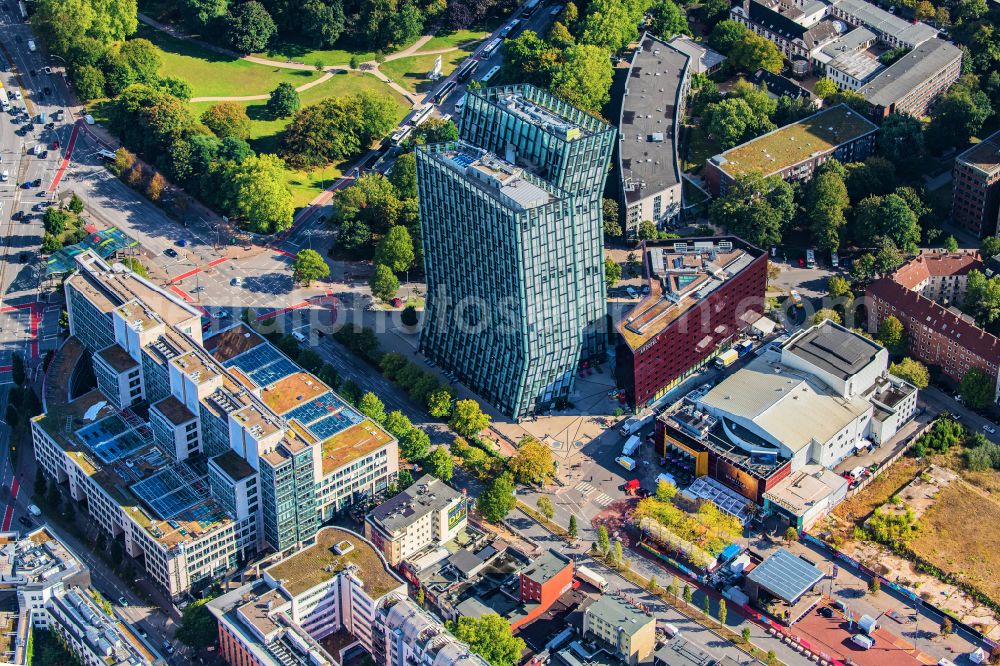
left=943, top=235, right=959, bottom=252
left=964, top=269, right=1000, bottom=327
left=875, top=238, right=905, bottom=276
left=201, top=102, right=252, bottom=140
left=927, top=76, right=992, bottom=151
left=296, top=0, right=346, bottom=47
left=853, top=194, right=920, bottom=252
left=415, top=117, right=460, bottom=144
left=804, top=167, right=849, bottom=252
left=709, top=172, right=794, bottom=249
left=869, top=577, right=880, bottom=594
left=611, top=540, right=623, bottom=566
left=292, top=249, right=330, bottom=285
left=877, top=113, right=925, bottom=177
left=699, top=0, right=731, bottom=25
left=11, top=353, right=25, bottom=387
left=827, top=275, right=852, bottom=299
left=683, top=585, right=693, bottom=603
left=961, top=367, right=995, bottom=410
left=649, top=0, right=689, bottom=37
left=718, top=599, right=727, bottom=624
left=267, top=82, right=300, bottom=118
left=982, top=236, right=1000, bottom=258
left=648, top=576, right=659, bottom=593
left=783, top=526, right=799, bottom=542
left=145, top=172, right=167, bottom=202
left=876, top=315, right=907, bottom=357
left=43, top=208, right=69, bottom=235
left=118, top=38, right=160, bottom=84
left=282, top=92, right=397, bottom=167
left=814, top=77, right=838, bottom=99
left=729, top=32, right=783, bottom=73
left=358, top=392, right=387, bottom=423
left=390, top=152, right=418, bottom=200
left=401, top=306, right=419, bottom=328
left=399, top=428, right=430, bottom=461
left=227, top=154, right=294, bottom=233
left=375, top=226, right=415, bottom=273
left=638, top=219, right=659, bottom=240
left=706, top=97, right=775, bottom=149
left=424, top=447, right=454, bottom=482
left=941, top=616, right=953, bottom=636
left=551, top=44, right=614, bottom=113
left=34, top=0, right=138, bottom=54
left=509, top=436, right=555, bottom=485
left=427, top=388, right=454, bottom=418
left=450, top=399, right=490, bottom=437
left=226, top=0, right=275, bottom=52
left=450, top=613, right=526, bottom=666
left=536, top=496, right=555, bottom=520
left=597, top=524, right=611, bottom=554
left=334, top=173, right=402, bottom=233
left=603, top=198, right=622, bottom=238
left=568, top=514, right=578, bottom=539
left=180, top=0, right=229, bottom=29
left=812, top=309, right=841, bottom=325
left=477, top=474, right=516, bottom=523
left=68, top=193, right=85, bottom=214
left=578, top=0, right=645, bottom=52
left=889, top=358, right=929, bottom=389
left=370, top=264, right=400, bottom=302
left=177, top=597, right=218, bottom=649
left=851, top=253, right=877, bottom=284
left=708, top=20, right=748, bottom=54
left=73, top=64, right=107, bottom=100
left=415, top=586, right=425, bottom=606
left=702, top=595, right=711, bottom=615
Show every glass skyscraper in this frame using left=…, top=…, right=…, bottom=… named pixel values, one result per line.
left=416, top=84, right=616, bottom=419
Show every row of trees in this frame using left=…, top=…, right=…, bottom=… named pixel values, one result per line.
left=707, top=20, right=783, bottom=75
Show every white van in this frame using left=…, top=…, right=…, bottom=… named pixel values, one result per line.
left=851, top=634, right=875, bottom=650
left=27, top=40, right=36, bottom=52
left=27, top=505, right=42, bottom=517
left=615, top=455, right=636, bottom=471
left=97, top=148, right=117, bottom=161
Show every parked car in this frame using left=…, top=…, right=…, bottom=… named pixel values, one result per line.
left=118, top=596, right=129, bottom=607
left=625, top=286, right=638, bottom=299
left=984, top=424, right=997, bottom=435
left=230, top=277, right=242, bottom=286
left=163, top=248, right=178, bottom=258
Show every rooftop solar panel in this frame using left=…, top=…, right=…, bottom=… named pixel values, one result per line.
left=225, top=344, right=284, bottom=375
left=248, top=358, right=299, bottom=387
left=745, top=548, right=824, bottom=603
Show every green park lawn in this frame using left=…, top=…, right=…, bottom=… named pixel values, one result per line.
left=420, top=29, right=489, bottom=51
left=256, top=42, right=380, bottom=68
left=380, top=47, right=476, bottom=93
left=138, top=24, right=320, bottom=98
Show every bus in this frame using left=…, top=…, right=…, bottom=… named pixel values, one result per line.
left=456, top=60, right=479, bottom=83
left=479, top=65, right=501, bottom=85
left=499, top=19, right=520, bottom=38
left=522, top=0, right=541, bottom=17
left=18, top=0, right=27, bottom=20
left=390, top=126, right=413, bottom=146
left=789, top=290, right=804, bottom=308
left=410, top=105, right=434, bottom=127
left=0, top=86, right=9, bottom=110
left=454, top=94, right=466, bottom=114
left=805, top=248, right=816, bottom=268
left=481, top=38, right=502, bottom=59
left=433, top=80, right=457, bottom=105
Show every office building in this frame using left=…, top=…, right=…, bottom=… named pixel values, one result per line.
left=615, top=237, right=767, bottom=409
left=365, top=475, right=467, bottom=566
left=618, top=34, right=689, bottom=234
left=33, top=252, right=397, bottom=598
left=666, top=37, right=725, bottom=75
left=867, top=253, right=1000, bottom=402
left=858, top=38, right=962, bottom=118
left=209, top=526, right=488, bottom=666
left=0, top=527, right=163, bottom=665
left=582, top=595, right=656, bottom=666
left=703, top=105, right=878, bottom=196
left=952, top=130, right=1000, bottom=238
left=417, top=84, right=616, bottom=419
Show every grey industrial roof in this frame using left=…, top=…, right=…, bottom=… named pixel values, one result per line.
left=859, top=38, right=961, bottom=107
left=831, top=0, right=938, bottom=46
left=654, top=636, right=716, bottom=666
left=817, top=27, right=877, bottom=61
left=619, top=33, right=688, bottom=206
left=367, top=475, right=462, bottom=535
left=586, top=595, right=654, bottom=636
left=783, top=320, right=882, bottom=380
left=447, top=549, right=482, bottom=577
left=522, top=549, right=571, bottom=585
left=746, top=548, right=824, bottom=602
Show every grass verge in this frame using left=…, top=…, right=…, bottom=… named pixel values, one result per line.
left=380, top=48, right=475, bottom=94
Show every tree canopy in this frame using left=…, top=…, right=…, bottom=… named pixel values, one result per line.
left=709, top=172, right=794, bottom=249
left=267, top=82, right=301, bottom=118
left=293, top=249, right=330, bottom=285
left=282, top=92, right=398, bottom=167
left=889, top=358, right=930, bottom=389
left=450, top=613, right=526, bottom=666
left=476, top=474, right=517, bottom=524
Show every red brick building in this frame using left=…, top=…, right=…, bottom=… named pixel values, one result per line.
left=615, top=237, right=767, bottom=409
left=510, top=549, right=574, bottom=630
left=867, top=254, right=1000, bottom=402
left=952, top=130, right=1000, bottom=239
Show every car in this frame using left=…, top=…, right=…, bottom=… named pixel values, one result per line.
left=162, top=640, right=175, bottom=654
left=12, top=91, right=21, bottom=100
left=190, top=285, right=204, bottom=293
left=230, top=277, right=242, bottom=286
left=118, top=596, right=129, bottom=607
left=178, top=238, right=188, bottom=247
left=0, top=170, right=7, bottom=181
left=831, top=253, right=840, bottom=268
left=292, top=330, right=307, bottom=343
left=20, top=253, right=28, bottom=264
left=819, top=606, right=834, bottom=618
left=17, top=516, right=32, bottom=527
left=135, top=625, right=147, bottom=638
left=985, top=424, right=997, bottom=435
left=39, top=150, right=48, bottom=159
left=44, top=122, right=53, bottom=129
left=213, top=310, right=230, bottom=319
left=27, top=505, right=42, bottom=517
left=625, top=286, right=638, bottom=299
left=33, top=178, right=41, bottom=186
left=12, top=211, right=22, bottom=221
left=21, top=181, right=30, bottom=189
left=163, top=248, right=178, bottom=258
left=798, top=257, right=806, bottom=267
left=52, top=140, right=59, bottom=150
left=641, top=284, right=650, bottom=295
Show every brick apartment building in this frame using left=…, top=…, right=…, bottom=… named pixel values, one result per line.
left=615, top=237, right=767, bottom=409
left=703, top=105, right=878, bottom=196
left=511, top=549, right=573, bottom=630
left=867, top=252, right=1000, bottom=403
left=859, top=38, right=962, bottom=119
left=952, top=129, right=1000, bottom=238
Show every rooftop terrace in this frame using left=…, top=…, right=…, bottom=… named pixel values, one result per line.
left=265, top=527, right=404, bottom=598
left=957, top=128, right=1000, bottom=176
left=711, top=105, right=878, bottom=179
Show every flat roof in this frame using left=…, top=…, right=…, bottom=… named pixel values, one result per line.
left=654, top=636, right=717, bottom=666
left=425, top=143, right=558, bottom=210
left=783, top=320, right=882, bottom=380
left=619, top=33, right=687, bottom=206
left=617, top=238, right=762, bottom=350
left=367, top=475, right=463, bottom=535
left=956, top=128, right=1000, bottom=176
left=764, top=465, right=848, bottom=517
left=585, top=595, right=654, bottom=637
left=859, top=38, right=961, bottom=107
left=95, top=345, right=139, bottom=374
left=265, top=527, right=403, bottom=598
left=152, top=395, right=196, bottom=425
left=261, top=372, right=329, bottom=415
left=521, top=549, right=571, bottom=585
left=212, top=449, right=255, bottom=482
left=321, top=420, right=393, bottom=476
left=831, top=0, right=939, bottom=46
left=478, top=83, right=612, bottom=139
left=711, top=105, right=878, bottom=179
left=204, top=324, right=265, bottom=363
left=745, top=548, right=824, bottom=602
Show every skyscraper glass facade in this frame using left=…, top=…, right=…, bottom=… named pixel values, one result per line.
left=416, top=84, right=615, bottom=419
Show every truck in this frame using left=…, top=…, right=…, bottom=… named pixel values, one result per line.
left=858, top=614, right=879, bottom=635
left=622, top=434, right=641, bottom=457
left=0, top=86, right=8, bottom=110
left=576, top=565, right=609, bottom=591
left=735, top=340, right=754, bottom=358
left=714, top=348, right=738, bottom=369
left=618, top=410, right=654, bottom=436
left=789, top=290, right=803, bottom=308
left=615, top=455, right=636, bottom=471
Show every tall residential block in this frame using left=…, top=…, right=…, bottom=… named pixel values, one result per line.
left=952, top=130, right=1000, bottom=239
left=416, top=84, right=616, bottom=419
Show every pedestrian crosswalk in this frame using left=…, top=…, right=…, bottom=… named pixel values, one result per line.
left=593, top=493, right=614, bottom=507
left=574, top=482, right=614, bottom=508
left=574, top=481, right=594, bottom=495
